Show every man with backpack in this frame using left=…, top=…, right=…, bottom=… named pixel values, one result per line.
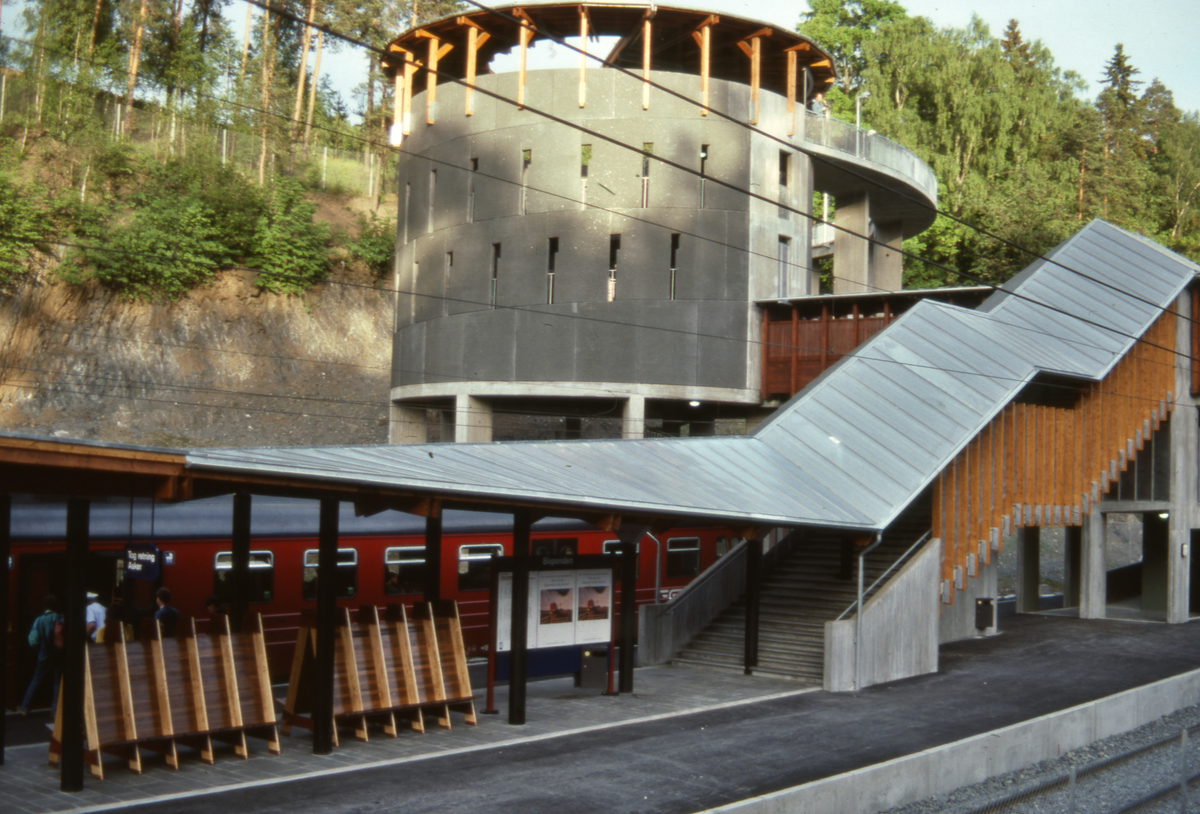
left=19, top=594, right=64, bottom=716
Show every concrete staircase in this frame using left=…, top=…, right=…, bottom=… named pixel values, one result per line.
left=671, top=504, right=932, bottom=683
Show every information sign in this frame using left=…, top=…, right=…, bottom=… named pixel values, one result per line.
left=125, top=543, right=160, bottom=580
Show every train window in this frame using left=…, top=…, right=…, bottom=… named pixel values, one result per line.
left=532, top=538, right=577, bottom=557
left=666, top=537, right=701, bottom=578
left=302, top=548, right=358, bottom=602
left=602, top=540, right=638, bottom=580
left=212, top=551, right=275, bottom=604
left=715, top=537, right=730, bottom=558
left=384, top=547, right=426, bottom=596
left=458, top=544, right=503, bottom=592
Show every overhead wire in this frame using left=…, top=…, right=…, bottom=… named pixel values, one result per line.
left=0, top=24, right=1193, bottom=430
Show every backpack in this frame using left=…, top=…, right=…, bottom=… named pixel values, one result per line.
left=52, top=617, right=64, bottom=650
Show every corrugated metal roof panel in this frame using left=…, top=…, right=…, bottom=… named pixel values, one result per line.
left=182, top=221, right=1197, bottom=532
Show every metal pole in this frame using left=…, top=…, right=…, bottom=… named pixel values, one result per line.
left=230, top=492, right=251, bottom=633
left=509, top=508, right=531, bottom=724
left=312, top=499, right=339, bottom=755
left=744, top=535, right=762, bottom=674
left=61, top=498, right=89, bottom=792
left=424, top=513, right=442, bottom=603
left=0, top=494, right=9, bottom=766
left=618, top=540, right=637, bottom=693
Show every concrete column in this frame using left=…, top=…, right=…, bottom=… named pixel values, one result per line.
left=1015, top=526, right=1041, bottom=613
left=389, top=403, right=428, bottom=444
left=1079, top=510, right=1107, bottom=619
left=454, top=394, right=492, bottom=443
left=1064, top=525, right=1082, bottom=608
left=1168, top=290, right=1196, bottom=623
left=622, top=396, right=646, bottom=439
left=833, top=190, right=869, bottom=295
left=871, top=220, right=904, bottom=293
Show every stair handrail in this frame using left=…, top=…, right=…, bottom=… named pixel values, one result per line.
left=834, top=529, right=933, bottom=622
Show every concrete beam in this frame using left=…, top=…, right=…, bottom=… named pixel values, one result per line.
left=454, top=394, right=493, bottom=443
left=622, top=396, right=645, bottom=439
left=389, top=403, right=429, bottom=444
left=832, top=190, right=870, bottom=295
left=1079, top=510, right=1107, bottom=619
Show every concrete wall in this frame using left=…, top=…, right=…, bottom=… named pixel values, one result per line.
left=824, top=537, right=941, bottom=691
left=391, top=68, right=813, bottom=400
left=940, top=543, right=1000, bottom=643
left=713, top=664, right=1200, bottom=814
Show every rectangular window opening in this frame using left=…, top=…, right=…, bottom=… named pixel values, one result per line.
left=641, top=142, right=653, bottom=207
left=467, top=157, right=478, bottom=223
left=521, top=149, right=531, bottom=215
left=428, top=169, right=436, bottom=233
left=608, top=234, right=620, bottom=302
left=580, top=144, right=591, bottom=208
left=777, top=236, right=791, bottom=298
left=491, top=243, right=501, bottom=308
left=699, top=144, right=709, bottom=208
left=547, top=237, right=559, bottom=304
left=666, top=537, right=701, bottom=578
left=669, top=233, right=681, bottom=301
left=778, top=151, right=790, bottom=219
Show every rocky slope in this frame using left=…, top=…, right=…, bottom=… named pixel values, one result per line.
left=0, top=260, right=393, bottom=449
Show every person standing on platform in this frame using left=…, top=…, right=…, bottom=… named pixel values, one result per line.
left=85, top=591, right=106, bottom=642
left=19, top=594, right=64, bottom=716
left=155, top=587, right=180, bottom=637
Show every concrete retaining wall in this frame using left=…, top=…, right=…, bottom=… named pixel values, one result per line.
left=711, top=664, right=1200, bottom=813
left=824, top=538, right=941, bottom=691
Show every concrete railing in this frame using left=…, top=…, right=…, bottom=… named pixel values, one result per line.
left=637, top=530, right=803, bottom=667
left=800, top=111, right=939, bottom=201
left=824, top=537, right=941, bottom=691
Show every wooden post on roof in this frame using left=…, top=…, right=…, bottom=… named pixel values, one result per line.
left=402, top=50, right=416, bottom=136
left=578, top=6, right=589, bottom=107
left=786, top=50, right=797, bottom=135
left=697, top=19, right=714, bottom=115
left=460, top=17, right=491, bottom=116
left=517, top=12, right=534, bottom=109
left=736, top=28, right=770, bottom=124
left=642, top=16, right=652, bottom=109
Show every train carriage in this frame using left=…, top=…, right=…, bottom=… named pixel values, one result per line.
left=5, top=495, right=734, bottom=709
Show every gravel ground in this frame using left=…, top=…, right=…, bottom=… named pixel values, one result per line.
left=880, top=705, right=1200, bottom=814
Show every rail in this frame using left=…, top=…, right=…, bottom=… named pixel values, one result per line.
left=801, top=110, right=939, bottom=201
left=637, top=530, right=802, bottom=667
left=835, top=529, right=933, bottom=622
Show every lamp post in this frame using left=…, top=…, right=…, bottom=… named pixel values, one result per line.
left=855, top=91, right=871, bottom=157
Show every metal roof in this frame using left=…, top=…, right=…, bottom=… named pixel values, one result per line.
left=176, top=220, right=1194, bottom=530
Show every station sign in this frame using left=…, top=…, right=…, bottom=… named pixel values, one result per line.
left=125, top=543, right=160, bottom=580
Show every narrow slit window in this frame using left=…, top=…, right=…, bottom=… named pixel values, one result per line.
left=669, top=233, right=681, bottom=300
left=641, top=142, right=653, bottom=207
left=699, top=144, right=708, bottom=208
left=547, top=237, right=559, bottom=304
left=521, top=149, right=531, bottom=215
left=778, top=151, right=790, bottom=219
left=491, top=243, right=501, bottom=308
left=467, top=157, right=478, bottom=223
left=428, top=169, right=436, bottom=233
left=580, top=144, right=591, bottom=208
left=445, top=252, right=453, bottom=313
left=403, top=182, right=411, bottom=244
left=777, top=236, right=791, bottom=298
left=608, top=234, right=620, bottom=302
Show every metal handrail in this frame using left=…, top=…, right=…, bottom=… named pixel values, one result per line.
left=800, top=110, right=939, bottom=200
left=834, top=529, right=933, bottom=622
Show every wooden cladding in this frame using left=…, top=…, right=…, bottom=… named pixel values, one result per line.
left=932, top=310, right=1177, bottom=602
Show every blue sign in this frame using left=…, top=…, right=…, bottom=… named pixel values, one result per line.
left=126, top=543, right=160, bottom=580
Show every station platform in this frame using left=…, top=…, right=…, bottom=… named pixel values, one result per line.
left=4, top=612, right=1200, bottom=814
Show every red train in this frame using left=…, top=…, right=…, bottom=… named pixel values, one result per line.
left=6, top=495, right=735, bottom=709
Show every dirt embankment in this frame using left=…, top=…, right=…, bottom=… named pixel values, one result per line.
left=0, top=260, right=394, bottom=449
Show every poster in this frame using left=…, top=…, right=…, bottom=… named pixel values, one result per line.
left=535, top=571, right=576, bottom=648
left=574, top=569, right=612, bottom=645
left=496, top=571, right=513, bottom=652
